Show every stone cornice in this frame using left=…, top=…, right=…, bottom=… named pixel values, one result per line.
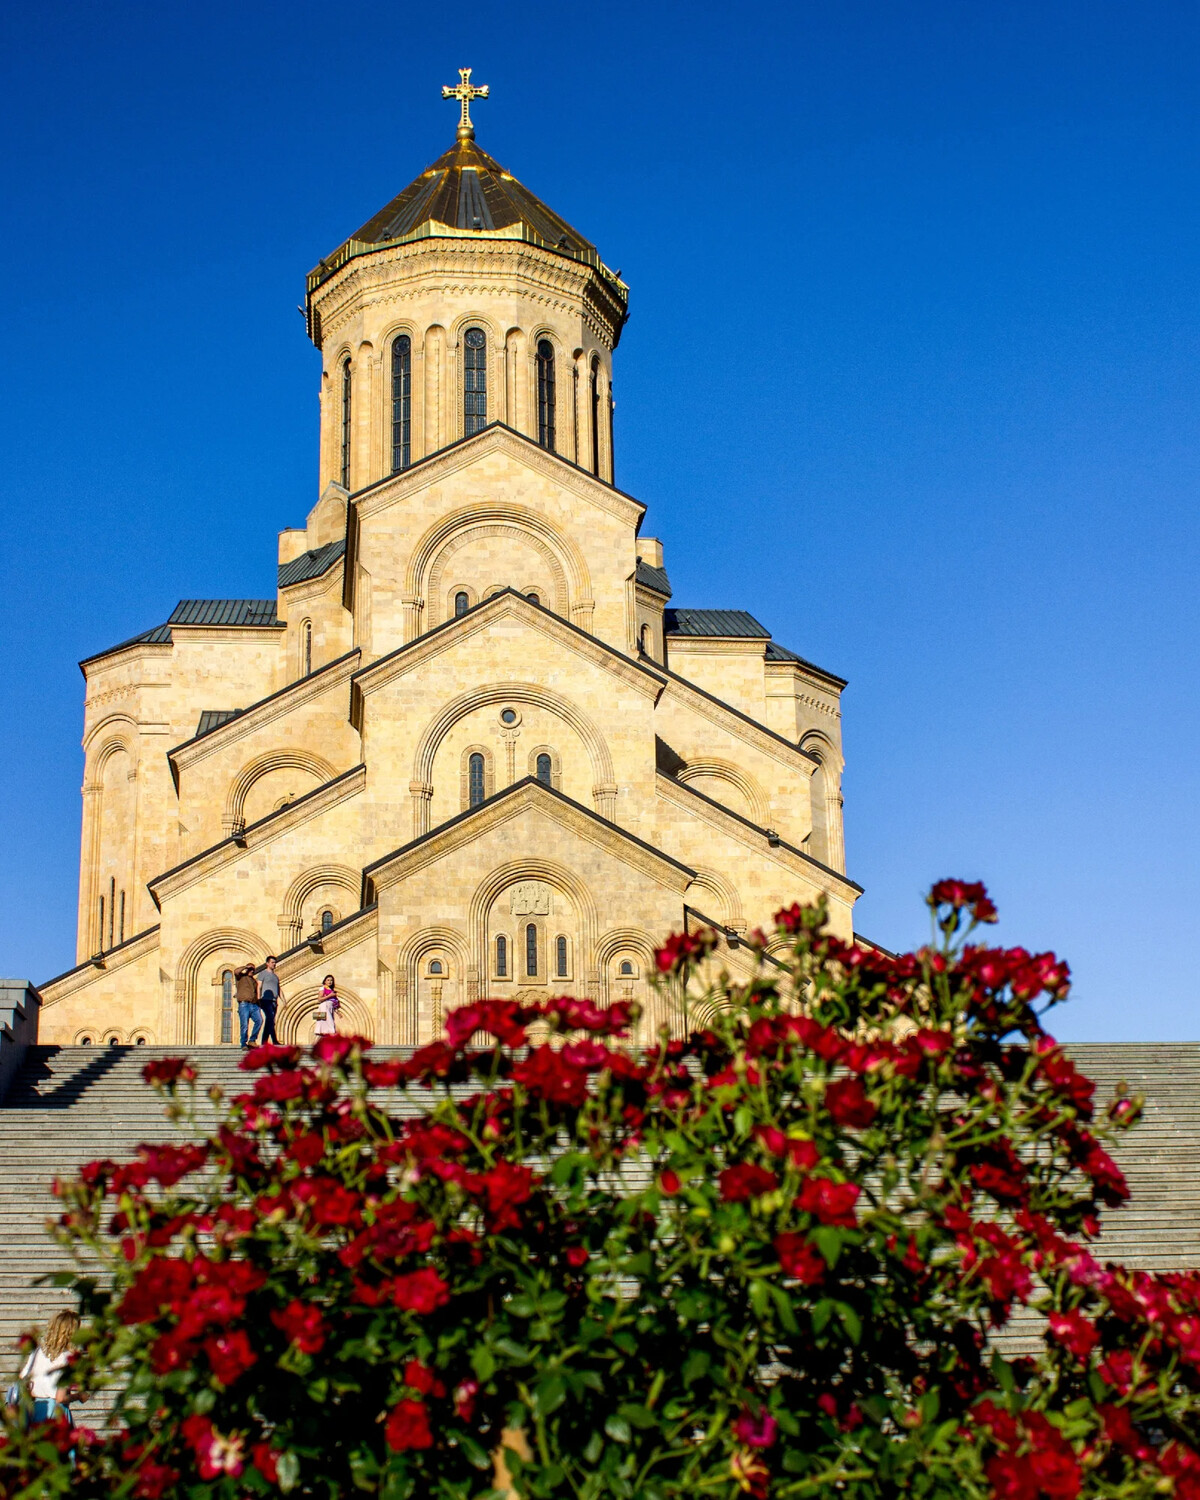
left=656, top=668, right=820, bottom=773
left=666, top=637, right=768, bottom=658
left=656, top=772, right=863, bottom=900
left=352, top=423, right=644, bottom=528
left=352, top=590, right=664, bottom=705
left=149, top=764, right=366, bottom=907
left=279, top=564, right=346, bottom=609
left=365, top=777, right=695, bottom=897
left=80, top=641, right=173, bottom=681
left=167, top=649, right=361, bottom=779
left=39, top=926, right=161, bottom=1005
left=763, top=656, right=848, bottom=695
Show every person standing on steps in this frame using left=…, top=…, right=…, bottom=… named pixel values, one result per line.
left=314, top=975, right=340, bottom=1039
left=258, top=956, right=282, bottom=1045
left=18, top=1310, right=80, bottom=1429
left=235, top=963, right=263, bottom=1049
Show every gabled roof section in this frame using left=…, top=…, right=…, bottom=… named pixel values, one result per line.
left=363, top=776, right=695, bottom=896
left=664, top=608, right=847, bottom=688
left=278, top=538, right=346, bottom=589
left=665, top=608, right=770, bottom=639
left=169, top=599, right=282, bottom=628
left=309, top=136, right=628, bottom=309
left=636, top=560, right=672, bottom=598
left=195, top=709, right=242, bottom=738
left=79, top=623, right=173, bottom=672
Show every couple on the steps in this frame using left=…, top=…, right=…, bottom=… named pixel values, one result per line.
left=236, top=959, right=341, bottom=1046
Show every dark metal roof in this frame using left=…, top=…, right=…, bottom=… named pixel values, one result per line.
left=635, top=560, right=672, bottom=598
left=79, top=623, right=173, bottom=671
left=196, top=709, right=242, bottom=738
left=278, top=538, right=346, bottom=589
left=664, top=608, right=770, bottom=639
left=168, top=599, right=282, bottom=628
left=309, top=137, right=627, bottom=307
left=765, top=639, right=848, bottom=687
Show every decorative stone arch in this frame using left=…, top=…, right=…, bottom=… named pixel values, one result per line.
left=403, top=504, right=594, bottom=638
left=469, top=860, right=600, bottom=1002
left=426, top=523, right=570, bottom=622
left=222, top=749, right=337, bottom=834
left=276, top=983, right=372, bottom=1047
left=526, top=744, right=562, bottom=790
left=459, top=745, right=495, bottom=809
left=81, top=723, right=140, bottom=956
left=394, top=925, right=472, bottom=1045
left=174, top=926, right=270, bottom=1044
left=450, top=313, right=504, bottom=441
left=279, top=864, right=360, bottom=948
left=686, top=868, right=746, bottom=933
left=799, top=730, right=845, bottom=870
left=411, top=682, right=616, bottom=834
left=676, top=759, right=769, bottom=827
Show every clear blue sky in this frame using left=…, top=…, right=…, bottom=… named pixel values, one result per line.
left=1, top=1, right=1197, bottom=1040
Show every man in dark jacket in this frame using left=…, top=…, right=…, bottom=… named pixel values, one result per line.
left=258, top=956, right=282, bottom=1045
left=235, top=963, right=263, bottom=1048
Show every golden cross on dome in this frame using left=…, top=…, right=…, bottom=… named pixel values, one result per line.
left=442, top=67, right=489, bottom=140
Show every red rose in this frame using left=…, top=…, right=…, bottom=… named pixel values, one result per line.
left=659, top=1170, right=681, bottom=1195
left=774, top=1232, right=825, bottom=1284
left=1047, top=1311, right=1098, bottom=1361
left=733, top=1409, right=778, bottom=1449
left=824, top=1078, right=877, bottom=1129
left=239, top=1043, right=303, bottom=1071
left=392, top=1267, right=451, bottom=1315
left=404, top=1360, right=445, bottom=1397
left=181, top=1414, right=244, bottom=1479
left=252, top=1443, right=281, bottom=1483
left=718, top=1163, right=778, bottom=1202
left=385, top=1398, right=433, bottom=1452
left=203, top=1328, right=258, bottom=1386
left=141, top=1057, right=197, bottom=1088
left=796, top=1177, right=859, bottom=1227
left=565, top=1245, right=589, bottom=1267
left=270, top=1299, right=327, bottom=1354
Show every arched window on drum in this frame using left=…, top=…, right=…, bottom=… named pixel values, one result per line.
left=495, top=934, right=508, bottom=978
left=468, top=753, right=486, bottom=808
left=464, top=328, right=487, bottom=436
left=391, top=334, right=412, bottom=472
left=536, top=753, right=552, bottom=787
left=536, top=340, right=556, bottom=451
left=525, top=922, right=538, bottom=978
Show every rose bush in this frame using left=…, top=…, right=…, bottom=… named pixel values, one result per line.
left=2, top=881, right=1199, bottom=1499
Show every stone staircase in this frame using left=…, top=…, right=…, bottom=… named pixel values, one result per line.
left=1, top=1041, right=1198, bottom=1411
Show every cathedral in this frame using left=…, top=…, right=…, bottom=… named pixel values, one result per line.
left=39, top=74, right=860, bottom=1047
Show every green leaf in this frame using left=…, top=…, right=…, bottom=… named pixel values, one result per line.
left=618, top=1403, right=658, bottom=1430
left=811, top=1298, right=835, bottom=1334
left=277, top=1451, right=301, bottom=1493
left=683, top=1349, right=711, bottom=1385
left=494, top=1338, right=532, bottom=1363
left=990, top=1352, right=1016, bottom=1393
left=836, top=1302, right=862, bottom=1344
left=733, top=1106, right=755, bottom=1137
left=508, top=1295, right=537, bottom=1317
left=583, top=1430, right=604, bottom=1465
left=812, top=1226, right=843, bottom=1267
left=749, top=1279, right=770, bottom=1318
left=535, top=1375, right=567, bottom=1416
left=768, top=1282, right=799, bottom=1334
left=457, top=1433, right=493, bottom=1471
left=605, top=1414, right=632, bottom=1444
left=471, top=1346, right=497, bottom=1381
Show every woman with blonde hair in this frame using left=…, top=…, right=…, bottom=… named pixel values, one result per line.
left=18, top=1309, right=79, bottom=1426
left=313, top=974, right=340, bottom=1038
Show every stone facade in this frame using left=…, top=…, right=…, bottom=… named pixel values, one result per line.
left=39, top=110, right=858, bottom=1048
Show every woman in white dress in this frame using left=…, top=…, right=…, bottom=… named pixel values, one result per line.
left=314, top=974, right=340, bottom=1038
left=19, top=1309, right=79, bottom=1427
